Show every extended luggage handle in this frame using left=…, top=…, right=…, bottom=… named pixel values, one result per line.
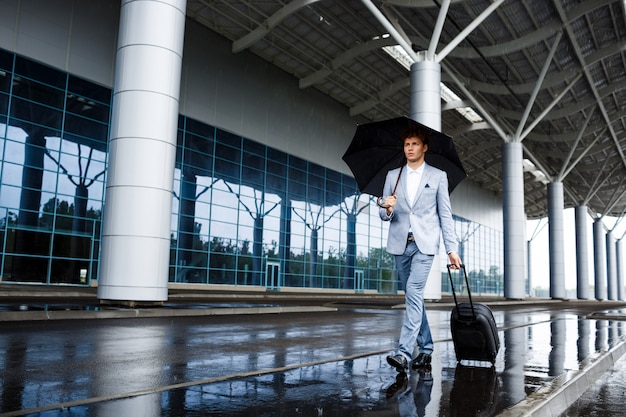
left=447, top=264, right=476, bottom=320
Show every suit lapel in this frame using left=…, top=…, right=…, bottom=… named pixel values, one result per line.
left=400, top=167, right=411, bottom=205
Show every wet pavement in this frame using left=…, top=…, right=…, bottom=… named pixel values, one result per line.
left=1, top=289, right=626, bottom=416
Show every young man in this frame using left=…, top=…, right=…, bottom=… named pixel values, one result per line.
left=379, top=126, right=462, bottom=373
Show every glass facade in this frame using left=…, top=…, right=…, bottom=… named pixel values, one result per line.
left=0, top=48, right=503, bottom=295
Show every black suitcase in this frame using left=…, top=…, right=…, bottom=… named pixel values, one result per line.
left=448, top=265, right=500, bottom=365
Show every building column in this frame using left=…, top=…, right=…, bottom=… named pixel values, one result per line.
left=593, top=219, right=607, bottom=300
left=502, top=142, right=526, bottom=299
left=574, top=206, right=590, bottom=299
left=617, top=239, right=625, bottom=300
left=410, top=55, right=442, bottom=300
left=98, top=0, right=187, bottom=303
left=526, top=240, right=532, bottom=296
left=606, top=231, right=617, bottom=300
left=547, top=182, right=565, bottom=299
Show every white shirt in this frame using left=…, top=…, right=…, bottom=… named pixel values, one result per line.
left=406, top=164, right=424, bottom=205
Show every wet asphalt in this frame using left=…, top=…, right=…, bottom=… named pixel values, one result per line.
left=0, top=289, right=626, bottom=416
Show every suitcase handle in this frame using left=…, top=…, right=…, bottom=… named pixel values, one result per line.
left=447, top=264, right=476, bottom=319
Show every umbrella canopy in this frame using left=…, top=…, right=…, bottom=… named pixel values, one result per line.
left=342, top=116, right=467, bottom=197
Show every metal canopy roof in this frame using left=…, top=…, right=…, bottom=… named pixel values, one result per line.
left=185, top=0, right=626, bottom=220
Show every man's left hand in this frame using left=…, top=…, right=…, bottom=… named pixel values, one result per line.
left=448, top=252, right=462, bottom=269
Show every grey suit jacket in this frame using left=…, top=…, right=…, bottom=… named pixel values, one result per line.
left=379, top=163, right=458, bottom=256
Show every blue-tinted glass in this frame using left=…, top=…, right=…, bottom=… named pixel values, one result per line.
left=14, top=55, right=66, bottom=89
left=342, top=175, right=359, bottom=195
left=185, top=117, right=215, bottom=138
left=242, top=149, right=265, bottom=170
left=266, top=159, right=286, bottom=177
left=266, top=172, right=286, bottom=192
left=63, top=114, right=108, bottom=148
left=214, top=158, right=240, bottom=182
left=0, top=48, right=12, bottom=71
left=243, top=138, right=265, bottom=157
left=267, top=147, right=287, bottom=164
left=67, top=74, right=111, bottom=105
left=289, top=155, right=307, bottom=171
left=309, top=162, right=324, bottom=178
left=215, top=139, right=241, bottom=165
left=0, top=93, right=8, bottom=116
left=185, top=132, right=214, bottom=156
left=0, top=68, right=10, bottom=94
left=242, top=166, right=264, bottom=188
left=12, top=76, right=65, bottom=110
left=10, top=97, right=63, bottom=130
left=65, top=93, right=110, bottom=124
left=215, top=128, right=240, bottom=148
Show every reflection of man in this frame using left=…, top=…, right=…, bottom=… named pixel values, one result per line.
left=385, top=370, right=434, bottom=417
left=380, top=126, right=461, bottom=373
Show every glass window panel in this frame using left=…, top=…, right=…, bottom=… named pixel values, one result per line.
left=243, top=138, right=265, bottom=157
left=0, top=184, right=21, bottom=209
left=214, top=157, right=240, bottom=182
left=12, top=76, right=65, bottom=110
left=50, top=257, right=91, bottom=284
left=1, top=162, right=23, bottom=187
left=288, top=165, right=306, bottom=186
left=14, top=56, right=66, bottom=89
left=185, top=132, right=214, bottom=156
left=10, top=97, right=63, bottom=130
left=63, top=113, right=109, bottom=145
left=67, top=74, right=111, bottom=106
left=266, top=159, right=286, bottom=177
left=267, top=147, right=287, bottom=164
left=215, top=128, right=240, bottom=148
left=2, top=254, right=48, bottom=283
left=0, top=48, right=12, bottom=72
left=186, top=117, right=215, bottom=138
left=242, top=166, right=264, bottom=188
left=242, top=151, right=264, bottom=171
left=0, top=93, right=7, bottom=116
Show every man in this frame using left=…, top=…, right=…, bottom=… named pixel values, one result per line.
left=379, top=125, right=462, bottom=373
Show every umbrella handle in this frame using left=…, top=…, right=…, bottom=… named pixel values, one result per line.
left=377, top=165, right=403, bottom=208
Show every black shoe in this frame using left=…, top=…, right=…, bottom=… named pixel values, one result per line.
left=386, top=354, right=408, bottom=373
left=385, top=373, right=408, bottom=398
left=411, top=353, right=432, bottom=369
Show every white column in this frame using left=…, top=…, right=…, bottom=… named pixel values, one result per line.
left=593, top=219, right=607, bottom=300
left=548, top=182, right=565, bottom=299
left=606, top=231, right=617, bottom=300
left=617, top=239, right=625, bottom=300
left=502, top=142, right=526, bottom=299
left=526, top=240, right=532, bottom=296
left=574, top=206, right=590, bottom=299
left=410, top=56, right=443, bottom=300
left=98, top=0, right=187, bottom=303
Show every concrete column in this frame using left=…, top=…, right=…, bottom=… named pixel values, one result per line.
left=593, top=219, right=606, bottom=300
left=617, top=239, right=625, bottom=300
left=574, top=206, right=590, bottom=299
left=526, top=240, right=532, bottom=296
left=98, top=0, right=187, bottom=303
left=547, top=182, right=565, bottom=299
left=606, top=231, right=617, bottom=300
left=410, top=56, right=442, bottom=300
left=502, top=142, right=526, bottom=299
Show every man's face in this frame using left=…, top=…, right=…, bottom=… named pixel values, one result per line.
left=403, top=135, right=428, bottom=163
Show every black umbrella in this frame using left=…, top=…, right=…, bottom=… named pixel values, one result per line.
left=342, top=116, right=466, bottom=198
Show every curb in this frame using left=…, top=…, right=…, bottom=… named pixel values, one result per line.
left=496, top=339, right=626, bottom=417
left=0, top=305, right=338, bottom=322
